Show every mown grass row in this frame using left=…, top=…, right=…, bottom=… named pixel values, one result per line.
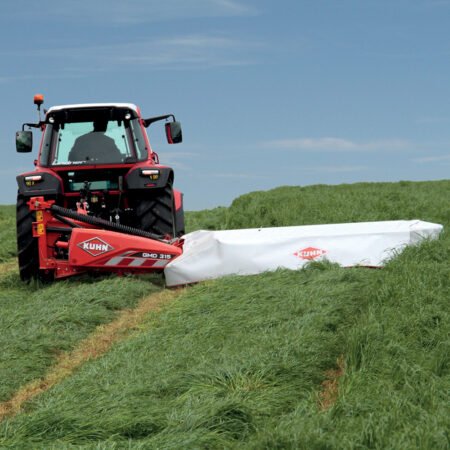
left=0, top=270, right=163, bottom=404
left=0, top=179, right=447, bottom=448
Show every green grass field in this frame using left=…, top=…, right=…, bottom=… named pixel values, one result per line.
left=185, top=180, right=450, bottom=231
left=0, top=180, right=448, bottom=448
left=0, top=204, right=16, bottom=262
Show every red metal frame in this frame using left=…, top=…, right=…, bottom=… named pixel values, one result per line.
left=28, top=197, right=183, bottom=280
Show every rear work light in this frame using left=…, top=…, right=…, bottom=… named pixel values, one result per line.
left=24, top=174, right=43, bottom=187
left=141, top=169, right=160, bottom=180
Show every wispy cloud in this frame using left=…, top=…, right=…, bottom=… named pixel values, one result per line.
left=428, top=0, right=450, bottom=5
left=5, top=34, right=259, bottom=75
left=416, top=116, right=450, bottom=124
left=196, top=172, right=265, bottom=179
left=156, top=151, right=200, bottom=170
left=200, top=166, right=368, bottom=179
left=110, top=36, right=255, bottom=68
left=262, top=137, right=410, bottom=152
left=0, top=167, right=31, bottom=175
left=306, top=165, right=369, bottom=173
left=281, top=165, right=369, bottom=173
left=0, top=75, right=34, bottom=83
left=211, top=0, right=256, bottom=14
left=265, top=137, right=359, bottom=151
left=412, top=154, right=450, bottom=163
left=213, top=173, right=265, bottom=179
left=0, top=73, right=88, bottom=84
left=4, top=0, right=257, bottom=24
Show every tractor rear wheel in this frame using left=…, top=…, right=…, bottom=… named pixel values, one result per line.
left=16, top=194, right=39, bottom=282
left=136, top=185, right=176, bottom=238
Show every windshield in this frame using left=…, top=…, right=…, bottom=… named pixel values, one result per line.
left=40, top=118, right=148, bottom=166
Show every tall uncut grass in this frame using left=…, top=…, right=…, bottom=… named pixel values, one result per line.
left=0, top=180, right=448, bottom=448
left=186, top=180, right=449, bottom=231
left=0, top=205, right=16, bottom=262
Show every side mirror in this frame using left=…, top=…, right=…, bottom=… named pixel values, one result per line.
left=165, top=121, right=182, bottom=144
left=16, top=130, right=33, bottom=153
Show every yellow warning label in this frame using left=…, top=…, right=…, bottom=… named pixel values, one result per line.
left=37, top=223, right=45, bottom=235
left=36, top=211, right=43, bottom=222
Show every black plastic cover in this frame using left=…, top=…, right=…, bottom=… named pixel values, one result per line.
left=16, top=172, right=62, bottom=197
left=126, top=167, right=173, bottom=190
left=46, top=106, right=139, bottom=125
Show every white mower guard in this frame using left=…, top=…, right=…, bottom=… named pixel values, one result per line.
left=164, top=220, right=443, bottom=286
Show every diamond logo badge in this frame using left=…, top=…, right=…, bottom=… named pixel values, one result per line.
left=77, top=237, right=114, bottom=257
left=293, top=247, right=326, bottom=260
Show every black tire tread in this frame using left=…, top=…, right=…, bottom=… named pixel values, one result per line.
left=136, top=185, right=176, bottom=237
left=16, top=194, right=39, bottom=281
left=175, top=203, right=185, bottom=237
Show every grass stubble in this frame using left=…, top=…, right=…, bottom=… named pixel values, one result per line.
left=0, top=179, right=448, bottom=448
left=0, top=259, right=17, bottom=277
left=318, top=356, right=346, bottom=411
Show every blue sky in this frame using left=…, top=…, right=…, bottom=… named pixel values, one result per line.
left=1, top=0, right=449, bottom=210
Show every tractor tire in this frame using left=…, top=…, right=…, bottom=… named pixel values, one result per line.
left=136, top=185, right=176, bottom=238
left=175, top=201, right=185, bottom=237
left=16, top=194, right=39, bottom=282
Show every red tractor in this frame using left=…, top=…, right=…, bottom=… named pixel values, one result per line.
left=16, top=95, right=185, bottom=282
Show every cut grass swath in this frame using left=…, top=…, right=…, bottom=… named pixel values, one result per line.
left=0, top=288, right=180, bottom=423
left=0, top=273, right=163, bottom=403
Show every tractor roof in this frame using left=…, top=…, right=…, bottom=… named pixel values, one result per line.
left=47, top=103, right=139, bottom=113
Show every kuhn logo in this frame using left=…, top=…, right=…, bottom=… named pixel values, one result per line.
left=294, top=247, right=326, bottom=260
left=77, top=237, right=114, bottom=257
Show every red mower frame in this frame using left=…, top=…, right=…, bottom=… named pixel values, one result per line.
left=28, top=196, right=183, bottom=279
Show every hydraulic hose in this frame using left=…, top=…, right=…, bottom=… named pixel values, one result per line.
left=49, top=204, right=166, bottom=242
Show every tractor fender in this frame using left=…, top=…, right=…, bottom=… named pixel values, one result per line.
left=125, top=166, right=174, bottom=190
left=16, top=170, right=63, bottom=197
left=173, top=190, right=185, bottom=236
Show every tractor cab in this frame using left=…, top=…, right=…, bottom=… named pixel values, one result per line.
left=39, top=104, right=149, bottom=167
